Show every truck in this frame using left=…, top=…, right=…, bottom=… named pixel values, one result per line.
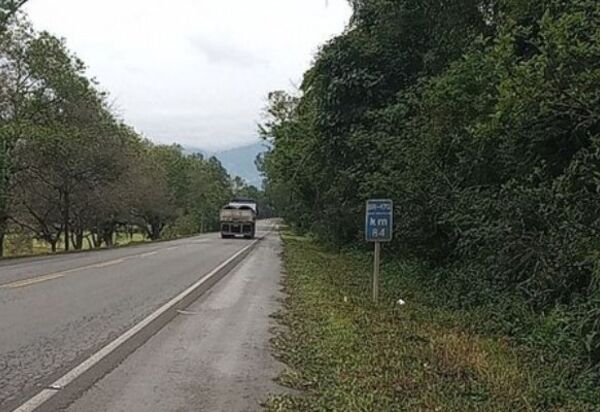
left=219, top=198, right=258, bottom=239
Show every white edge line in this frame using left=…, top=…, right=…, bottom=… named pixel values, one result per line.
left=12, top=239, right=258, bottom=412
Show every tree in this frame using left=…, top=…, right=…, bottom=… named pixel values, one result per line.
left=0, top=11, right=268, bottom=258
left=0, top=16, right=36, bottom=255
left=260, top=0, right=600, bottom=364
left=127, top=143, right=177, bottom=240
left=1, top=17, right=152, bottom=254
left=0, top=1, right=29, bottom=31
left=21, top=31, right=132, bottom=251
left=10, top=149, right=63, bottom=251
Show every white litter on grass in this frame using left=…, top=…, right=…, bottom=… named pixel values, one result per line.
left=397, top=299, right=406, bottom=306
left=343, top=296, right=348, bottom=303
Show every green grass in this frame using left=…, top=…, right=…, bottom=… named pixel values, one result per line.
left=3, top=232, right=148, bottom=257
left=265, top=234, right=598, bottom=411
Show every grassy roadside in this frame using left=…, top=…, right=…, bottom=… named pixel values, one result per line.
left=265, top=234, right=597, bottom=411
left=2, top=233, right=148, bottom=258
left=0, top=231, right=204, bottom=261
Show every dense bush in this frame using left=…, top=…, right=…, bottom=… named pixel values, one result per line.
left=260, top=0, right=600, bottom=372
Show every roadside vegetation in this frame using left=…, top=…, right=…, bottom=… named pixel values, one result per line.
left=259, top=0, right=600, bottom=401
left=266, top=234, right=599, bottom=411
left=0, top=10, right=270, bottom=258
left=2, top=232, right=148, bottom=257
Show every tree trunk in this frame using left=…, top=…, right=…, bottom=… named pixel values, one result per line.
left=91, top=230, right=101, bottom=248
left=63, top=191, right=70, bottom=251
left=74, top=230, right=84, bottom=250
left=85, top=235, right=93, bottom=250
left=103, top=228, right=114, bottom=247
left=149, top=219, right=162, bottom=241
left=0, top=216, right=6, bottom=258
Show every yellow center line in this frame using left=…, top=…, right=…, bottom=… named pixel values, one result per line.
left=139, top=251, right=159, bottom=258
left=0, top=245, right=181, bottom=290
left=92, top=258, right=126, bottom=268
left=0, top=273, right=65, bottom=289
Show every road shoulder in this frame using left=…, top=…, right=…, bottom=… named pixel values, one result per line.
left=65, top=233, right=285, bottom=412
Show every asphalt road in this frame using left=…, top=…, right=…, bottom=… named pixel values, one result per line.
left=0, top=231, right=261, bottom=411
left=66, top=233, right=285, bottom=412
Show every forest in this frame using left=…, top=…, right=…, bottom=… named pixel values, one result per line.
left=260, top=0, right=600, bottom=393
left=0, top=10, right=263, bottom=257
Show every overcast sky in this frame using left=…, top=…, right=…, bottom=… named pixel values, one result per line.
left=24, top=0, right=351, bottom=151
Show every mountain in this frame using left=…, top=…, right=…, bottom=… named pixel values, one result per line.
left=183, top=142, right=268, bottom=188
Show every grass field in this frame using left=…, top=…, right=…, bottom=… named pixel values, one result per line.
left=265, top=234, right=597, bottom=411
left=3, top=232, right=148, bottom=258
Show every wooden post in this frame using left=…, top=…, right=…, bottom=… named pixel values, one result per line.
left=373, top=241, right=380, bottom=303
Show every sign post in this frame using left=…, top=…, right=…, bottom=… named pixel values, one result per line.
left=365, top=199, right=393, bottom=303
left=373, top=241, right=381, bottom=302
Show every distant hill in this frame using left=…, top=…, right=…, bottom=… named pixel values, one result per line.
left=183, top=142, right=268, bottom=188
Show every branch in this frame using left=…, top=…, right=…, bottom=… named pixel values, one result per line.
left=0, top=0, right=30, bottom=30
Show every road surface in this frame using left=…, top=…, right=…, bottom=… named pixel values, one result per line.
left=66, top=233, right=284, bottom=412
left=0, top=230, right=268, bottom=411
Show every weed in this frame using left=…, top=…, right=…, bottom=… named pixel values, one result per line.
left=265, top=236, right=599, bottom=411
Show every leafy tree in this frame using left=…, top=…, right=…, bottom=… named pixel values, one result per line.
left=260, top=0, right=600, bottom=374
left=0, top=0, right=28, bottom=31
left=18, top=31, right=126, bottom=250
left=129, top=143, right=178, bottom=240
left=0, top=16, right=35, bottom=255
left=0, top=13, right=253, bottom=255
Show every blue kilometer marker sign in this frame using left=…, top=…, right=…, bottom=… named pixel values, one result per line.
left=365, top=199, right=393, bottom=242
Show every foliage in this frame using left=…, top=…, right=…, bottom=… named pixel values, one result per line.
left=0, top=0, right=28, bottom=30
left=0, top=13, right=260, bottom=256
left=266, top=236, right=600, bottom=410
left=259, top=0, right=600, bottom=390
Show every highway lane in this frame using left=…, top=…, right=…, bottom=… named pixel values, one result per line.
left=0, top=232, right=260, bottom=411
left=0, top=234, right=218, bottom=287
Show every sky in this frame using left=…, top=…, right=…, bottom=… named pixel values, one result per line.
left=23, top=0, right=352, bottom=151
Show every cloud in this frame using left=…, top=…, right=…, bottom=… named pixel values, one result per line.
left=189, top=36, right=267, bottom=68
left=24, top=0, right=352, bottom=150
